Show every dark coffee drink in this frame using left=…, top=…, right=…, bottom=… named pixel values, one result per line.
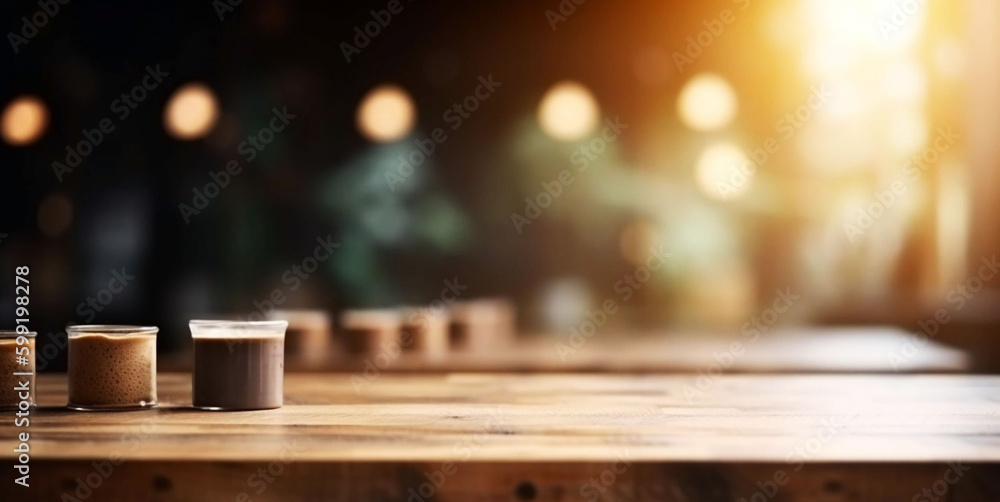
left=401, top=308, right=448, bottom=357
left=193, top=337, right=284, bottom=410
left=190, top=320, right=287, bottom=411
left=340, top=309, right=400, bottom=355
left=67, top=326, right=158, bottom=410
left=0, top=331, right=35, bottom=409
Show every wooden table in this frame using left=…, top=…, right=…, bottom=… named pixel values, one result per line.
left=3, top=373, right=999, bottom=501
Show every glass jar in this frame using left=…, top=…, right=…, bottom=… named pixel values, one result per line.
left=0, top=330, right=36, bottom=410
left=190, top=320, right=287, bottom=410
left=67, top=325, right=157, bottom=410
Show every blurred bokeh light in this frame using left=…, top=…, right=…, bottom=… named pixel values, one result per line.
left=1, top=95, right=49, bottom=146
left=695, top=142, right=752, bottom=201
left=539, top=277, right=593, bottom=330
left=537, top=81, right=600, bottom=141
left=164, top=83, right=220, bottom=140
left=676, top=73, right=737, bottom=132
left=0, top=0, right=989, bottom=363
left=356, top=85, right=417, bottom=143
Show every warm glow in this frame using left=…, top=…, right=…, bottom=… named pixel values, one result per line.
left=677, top=73, right=738, bottom=131
left=803, top=0, right=924, bottom=67
left=537, top=81, right=600, bottom=141
left=633, top=47, right=671, bottom=86
left=933, top=39, right=965, bottom=79
left=796, top=121, right=876, bottom=174
left=695, top=142, right=752, bottom=201
left=794, top=0, right=933, bottom=179
left=164, top=83, right=220, bottom=140
left=356, top=85, right=417, bottom=142
left=619, top=220, right=657, bottom=266
left=38, top=193, right=73, bottom=237
left=2, top=95, right=48, bottom=146
left=882, top=61, right=926, bottom=103
left=887, top=110, right=928, bottom=154
left=936, top=162, right=969, bottom=290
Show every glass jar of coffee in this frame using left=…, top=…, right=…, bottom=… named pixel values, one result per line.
left=67, top=325, right=157, bottom=410
left=190, top=320, right=287, bottom=410
left=0, top=330, right=36, bottom=410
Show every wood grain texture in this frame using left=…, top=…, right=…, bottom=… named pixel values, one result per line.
left=2, top=373, right=1000, bottom=501
left=9, top=461, right=1000, bottom=502
left=3, top=373, right=998, bottom=463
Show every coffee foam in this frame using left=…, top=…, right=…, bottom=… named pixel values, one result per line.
left=0, top=338, right=35, bottom=406
left=190, top=327, right=286, bottom=339
left=68, top=334, right=156, bottom=407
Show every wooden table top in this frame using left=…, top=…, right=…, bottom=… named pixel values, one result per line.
left=6, top=373, right=1000, bottom=463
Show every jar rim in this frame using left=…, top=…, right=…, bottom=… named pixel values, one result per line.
left=189, top=320, right=288, bottom=329
left=189, top=320, right=287, bottom=339
left=0, top=330, right=36, bottom=338
left=66, top=325, right=158, bottom=336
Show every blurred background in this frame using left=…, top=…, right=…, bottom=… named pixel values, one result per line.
left=1, top=0, right=998, bottom=371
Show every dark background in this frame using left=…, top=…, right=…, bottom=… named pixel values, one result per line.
left=1, top=0, right=721, bottom=362
left=1, top=0, right=990, bottom=370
